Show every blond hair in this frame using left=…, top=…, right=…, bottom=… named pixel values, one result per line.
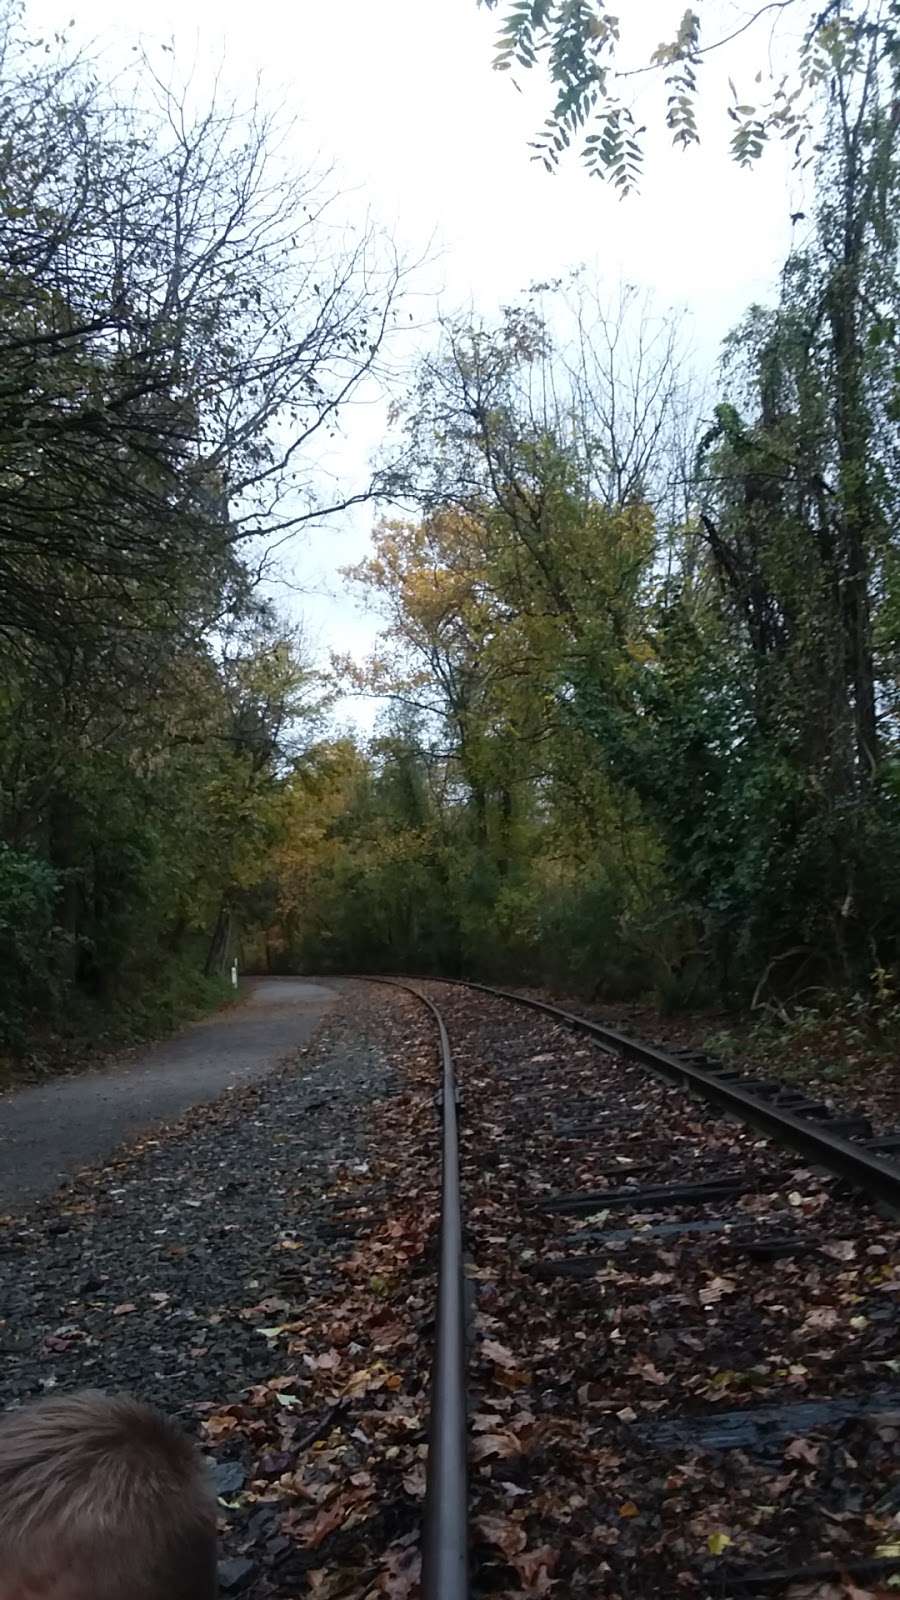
left=0, top=1391, right=217, bottom=1600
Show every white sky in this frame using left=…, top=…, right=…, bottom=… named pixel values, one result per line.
left=29, top=0, right=808, bottom=722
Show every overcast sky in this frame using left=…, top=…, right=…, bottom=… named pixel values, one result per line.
left=31, top=0, right=806, bottom=718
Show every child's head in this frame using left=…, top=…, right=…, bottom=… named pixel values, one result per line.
left=0, top=1391, right=218, bottom=1600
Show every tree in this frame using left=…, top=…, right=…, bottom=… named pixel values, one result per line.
left=0, top=2, right=406, bottom=1047
left=478, top=0, right=897, bottom=191
left=340, top=291, right=680, bottom=990
left=687, top=32, right=900, bottom=989
left=0, top=3, right=406, bottom=680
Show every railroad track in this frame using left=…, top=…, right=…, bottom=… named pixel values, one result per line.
left=385, top=977, right=900, bottom=1600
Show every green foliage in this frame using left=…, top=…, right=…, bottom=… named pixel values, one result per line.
left=0, top=5, right=385, bottom=1056
left=479, top=0, right=895, bottom=189
left=275, top=44, right=900, bottom=1007
left=2, top=1, right=899, bottom=1037
left=0, top=845, right=59, bottom=1043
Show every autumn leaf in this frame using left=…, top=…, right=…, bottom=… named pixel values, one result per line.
left=295, top=1487, right=374, bottom=1550
left=699, top=1277, right=737, bottom=1305
left=511, top=1544, right=558, bottom=1595
left=802, top=1307, right=839, bottom=1330
left=471, top=1430, right=523, bottom=1461
left=402, top=1463, right=427, bottom=1498
left=822, top=1239, right=857, bottom=1261
left=784, top=1437, right=821, bottom=1464
left=301, top=1501, right=348, bottom=1549
left=707, top=1531, right=732, bottom=1555
left=376, top=1545, right=421, bottom=1598
left=200, top=1411, right=240, bottom=1440
left=482, top=1338, right=519, bottom=1369
left=495, top=1364, right=530, bottom=1389
left=475, top=1512, right=528, bottom=1557
left=629, top=1357, right=668, bottom=1386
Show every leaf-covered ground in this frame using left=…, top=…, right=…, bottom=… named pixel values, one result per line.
left=516, top=986, right=900, bottom=1141
left=426, top=981, right=900, bottom=1600
left=0, top=985, right=440, bottom=1597
left=3, top=978, right=899, bottom=1599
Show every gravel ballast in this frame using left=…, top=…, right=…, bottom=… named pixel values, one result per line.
left=0, top=983, right=443, bottom=1598
left=0, top=989, right=401, bottom=1415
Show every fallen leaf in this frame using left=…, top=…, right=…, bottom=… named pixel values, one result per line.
left=699, top=1277, right=737, bottom=1305
left=708, top=1532, right=732, bottom=1555
left=472, top=1412, right=505, bottom=1431
left=822, top=1239, right=857, bottom=1262
left=511, top=1544, right=558, bottom=1595
left=201, top=1412, right=240, bottom=1440
left=785, top=1437, right=821, bottom=1465
left=803, top=1308, right=839, bottom=1330
left=376, top=1545, right=421, bottom=1598
left=475, top=1512, right=527, bottom=1558
left=471, top=1431, right=522, bottom=1462
left=111, top=1303, right=137, bottom=1316
left=482, top=1339, right=518, bottom=1369
left=630, top=1358, right=668, bottom=1386
left=402, top=1464, right=427, bottom=1499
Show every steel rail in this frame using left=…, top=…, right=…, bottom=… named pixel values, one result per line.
left=367, top=978, right=469, bottom=1600
left=358, top=967, right=900, bottom=1595
left=425, top=977, right=900, bottom=1212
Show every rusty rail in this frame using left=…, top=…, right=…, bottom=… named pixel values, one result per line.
left=359, top=967, right=900, bottom=1599
left=437, top=978, right=900, bottom=1213
left=370, top=979, right=469, bottom=1600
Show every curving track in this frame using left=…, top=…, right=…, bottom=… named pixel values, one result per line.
left=394, top=977, right=900, bottom=1600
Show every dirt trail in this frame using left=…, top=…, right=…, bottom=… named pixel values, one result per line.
left=0, top=977, right=339, bottom=1211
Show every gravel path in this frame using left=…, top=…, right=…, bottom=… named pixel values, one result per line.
left=0, top=989, right=398, bottom=1416
left=0, top=977, right=339, bottom=1210
left=0, top=982, right=433, bottom=1597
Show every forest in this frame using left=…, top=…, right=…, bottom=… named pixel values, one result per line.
left=1, top=0, right=899, bottom=1058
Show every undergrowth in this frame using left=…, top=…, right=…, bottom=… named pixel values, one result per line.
left=0, top=963, right=237, bottom=1090
left=705, top=973, right=900, bottom=1087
